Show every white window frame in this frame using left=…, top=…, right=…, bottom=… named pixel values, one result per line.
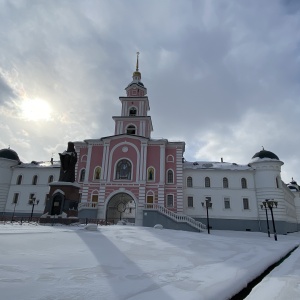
left=167, top=194, right=174, bottom=207
left=187, top=196, right=194, bottom=208
left=224, top=197, right=230, bottom=209
left=243, top=198, right=250, bottom=210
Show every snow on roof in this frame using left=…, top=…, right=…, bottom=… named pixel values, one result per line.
left=184, top=161, right=252, bottom=171
left=16, top=161, right=60, bottom=168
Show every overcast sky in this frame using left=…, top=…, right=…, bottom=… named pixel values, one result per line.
left=0, top=0, right=300, bottom=183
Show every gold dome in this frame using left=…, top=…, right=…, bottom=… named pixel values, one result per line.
left=133, top=71, right=141, bottom=77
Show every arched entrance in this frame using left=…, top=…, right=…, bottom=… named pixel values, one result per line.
left=105, top=193, right=136, bottom=224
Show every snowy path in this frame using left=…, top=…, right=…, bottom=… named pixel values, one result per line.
left=246, top=243, right=300, bottom=300
left=0, top=224, right=299, bottom=300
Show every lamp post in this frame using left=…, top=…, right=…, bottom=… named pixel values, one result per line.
left=260, top=204, right=270, bottom=238
left=29, top=197, right=40, bottom=221
left=262, top=199, right=278, bottom=241
left=202, top=197, right=212, bottom=234
left=11, top=201, right=17, bottom=223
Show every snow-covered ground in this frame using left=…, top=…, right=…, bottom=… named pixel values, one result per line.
left=0, top=223, right=299, bottom=300
left=246, top=234, right=300, bottom=300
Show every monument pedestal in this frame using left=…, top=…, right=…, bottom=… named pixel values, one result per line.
left=42, top=182, right=81, bottom=223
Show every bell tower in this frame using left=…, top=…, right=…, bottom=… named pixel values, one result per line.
left=113, top=52, right=153, bottom=138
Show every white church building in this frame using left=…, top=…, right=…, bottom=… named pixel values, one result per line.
left=1, top=57, right=300, bottom=235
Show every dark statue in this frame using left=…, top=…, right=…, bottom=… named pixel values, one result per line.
left=59, top=142, right=77, bottom=182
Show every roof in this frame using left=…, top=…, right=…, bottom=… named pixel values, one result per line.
left=251, top=149, right=279, bottom=160
left=184, top=161, right=252, bottom=171
left=15, top=161, right=60, bottom=168
left=0, top=148, right=20, bottom=161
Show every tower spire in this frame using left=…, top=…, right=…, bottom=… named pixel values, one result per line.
left=136, top=51, right=139, bottom=71
left=132, top=52, right=141, bottom=81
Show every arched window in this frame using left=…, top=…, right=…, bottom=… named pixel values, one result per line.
left=79, top=169, right=85, bottom=182
left=167, top=170, right=174, bottom=184
left=94, top=167, right=101, bottom=180
left=48, top=175, right=54, bottom=183
left=116, top=159, right=132, bottom=180
left=81, top=155, right=87, bottom=162
left=126, top=125, right=136, bottom=135
left=16, top=175, right=22, bottom=185
left=32, top=175, right=38, bottom=185
left=205, top=177, right=210, bottom=187
left=167, top=155, right=174, bottom=162
left=147, top=167, right=155, bottom=181
left=241, top=178, right=247, bottom=189
left=276, top=177, right=280, bottom=188
left=129, top=107, right=137, bottom=116
left=187, top=176, right=193, bottom=187
left=223, top=177, right=228, bottom=188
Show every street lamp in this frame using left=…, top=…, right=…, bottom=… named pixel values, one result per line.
left=202, top=197, right=212, bottom=234
left=11, top=200, right=18, bottom=223
left=29, top=197, right=40, bottom=221
left=262, top=199, right=278, bottom=241
left=260, top=204, right=270, bottom=238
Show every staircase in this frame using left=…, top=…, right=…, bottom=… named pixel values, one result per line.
left=144, top=203, right=207, bottom=232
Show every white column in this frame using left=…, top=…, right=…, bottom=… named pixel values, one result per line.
left=160, top=145, right=165, bottom=183
left=84, top=144, right=92, bottom=183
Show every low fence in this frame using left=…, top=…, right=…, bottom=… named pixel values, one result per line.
left=0, top=216, right=113, bottom=226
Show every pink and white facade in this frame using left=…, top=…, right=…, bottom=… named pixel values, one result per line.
left=74, top=57, right=185, bottom=224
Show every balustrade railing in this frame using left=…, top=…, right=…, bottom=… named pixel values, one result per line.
left=144, top=203, right=206, bottom=232
left=78, top=202, right=98, bottom=210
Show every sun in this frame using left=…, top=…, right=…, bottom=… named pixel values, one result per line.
left=20, top=98, right=52, bottom=121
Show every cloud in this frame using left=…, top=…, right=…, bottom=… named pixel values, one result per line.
left=0, top=0, right=299, bottom=183
left=0, top=74, right=16, bottom=104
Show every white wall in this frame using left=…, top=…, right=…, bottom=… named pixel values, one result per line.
left=183, top=168, right=258, bottom=220
left=5, top=165, right=59, bottom=215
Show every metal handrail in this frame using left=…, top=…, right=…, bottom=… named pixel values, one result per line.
left=144, top=203, right=206, bottom=231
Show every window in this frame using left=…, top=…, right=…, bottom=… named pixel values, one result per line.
left=188, top=196, right=193, bottom=207
left=129, top=107, right=137, bottom=116
left=126, top=125, right=136, bottom=135
left=167, top=155, right=174, bottom=162
left=32, top=175, right=38, bottom=185
left=116, top=159, right=132, bottom=180
left=16, top=175, right=22, bottom=185
left=224, top=198, right=230, bottom=209
left=12, top=193, right=19, bottom=204
left=223, top=177, right=228, bottom=188
left=241, top=178, right=247, bottom=189
left=147, top=167, right=155, bottom=181
left=205, top=177, right=210, bottom=187
left=167, top=194, right=174, bottom=207
left=79, top=169, right=85, bottom=182
left=94, top=167, right=101, bottom=180
left=48, top=175, right=54, bottom=183
left=187, top=176, right=193, bottom=187
left=243, top=198, right=249, bottom=210
left=92, top=194, right=98, bottom=203
left=167, top=170, right=174, bottom=183
left=276, top=177, right=280, bottom=188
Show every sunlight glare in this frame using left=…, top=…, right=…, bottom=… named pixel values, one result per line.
left=20, top=98, right=52, bottom=121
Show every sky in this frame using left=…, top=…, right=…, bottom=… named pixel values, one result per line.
left=0, top=0, right=300, bottom=183
left=1, top=224, right=299, bottom=300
